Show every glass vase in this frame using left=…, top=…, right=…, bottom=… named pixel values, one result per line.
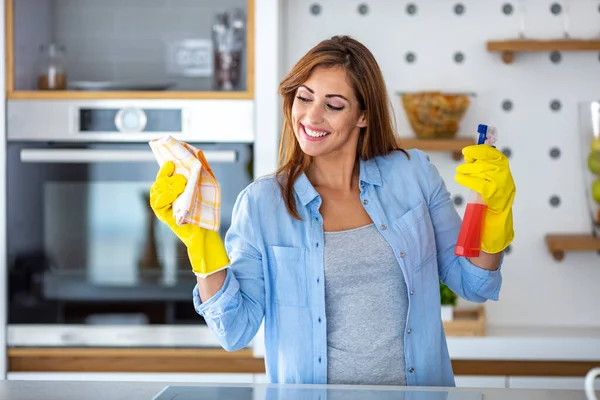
left=578, top=101, right=600, bottom=237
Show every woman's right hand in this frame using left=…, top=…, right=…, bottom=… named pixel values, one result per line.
left=149, top=161, right=230, bottom=278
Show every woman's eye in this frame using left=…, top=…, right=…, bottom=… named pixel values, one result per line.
left=327, top=104, right=344, bottom=111
left=296, top=95, right=311, bottom=102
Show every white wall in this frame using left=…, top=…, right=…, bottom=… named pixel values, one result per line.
left=281, top=0, right=600, bottom=328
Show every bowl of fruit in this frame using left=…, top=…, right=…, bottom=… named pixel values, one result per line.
left=400, top=91, right=471, bottom=139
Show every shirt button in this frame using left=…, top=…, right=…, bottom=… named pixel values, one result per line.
left=318, top=317, right=322, bottom=323
left=318, top=357, right=322, bottom=363
left=316, top=242, right=319, bottom=247
left=317, top=277, right=320, bottom=283
left=407, top=328, right=412, bottom=334
left=410, top=290, right=414, bottom=295
left=363, top=199, right=368, bottom=205
left=399, top=252, right=405, bottom=258
left=381, top=224, right=387, bottom=230
left=409, top=367, right=414, bottom=373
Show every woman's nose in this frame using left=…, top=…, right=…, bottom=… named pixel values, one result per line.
left=305, top=103, right=324, bottom=123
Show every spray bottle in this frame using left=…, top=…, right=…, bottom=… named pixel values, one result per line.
left=454, top=124, right=498, bottom=258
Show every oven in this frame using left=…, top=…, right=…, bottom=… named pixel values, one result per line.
left=6, top=100, right=254, bottom=328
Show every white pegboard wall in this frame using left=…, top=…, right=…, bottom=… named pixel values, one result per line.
left=282, top=0, right=600, bottom=328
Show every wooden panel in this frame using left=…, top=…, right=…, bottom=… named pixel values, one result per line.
left=7, top=90, right=254, bottom=100
left=451, top=360, right=600, bottom=377
left=8, top=348, right=266, bottom=374
left=545, top=234, right=600, bottom=261
left=5, top=0, right=14, bottom=92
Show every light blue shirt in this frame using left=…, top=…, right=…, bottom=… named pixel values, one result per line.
left=193, top=149, right=503, bottom=387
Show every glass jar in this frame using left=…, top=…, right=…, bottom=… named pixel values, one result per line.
left=578, top=101, right=600, bottom=237
left=37, top=44, right=68, bottom=90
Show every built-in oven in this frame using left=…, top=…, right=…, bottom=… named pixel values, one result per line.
left=6, top=100, right=254, bottom=331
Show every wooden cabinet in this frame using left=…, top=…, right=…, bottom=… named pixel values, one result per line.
left=5, top=0, right=254, bottom=100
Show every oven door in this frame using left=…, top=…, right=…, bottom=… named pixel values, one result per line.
left=7, top=141, right=252, bottom=325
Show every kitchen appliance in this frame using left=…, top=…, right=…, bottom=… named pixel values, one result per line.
left=6, top=100, right=254, bottom=328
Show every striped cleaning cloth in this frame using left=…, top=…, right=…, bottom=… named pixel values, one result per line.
left=149, top=135, right=221, bottom=232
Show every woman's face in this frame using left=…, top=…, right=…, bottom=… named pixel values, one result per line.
left=291, top=66, right=366, bottom=158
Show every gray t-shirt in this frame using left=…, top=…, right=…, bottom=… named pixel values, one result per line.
left=323, top=223, right=409, bottom=386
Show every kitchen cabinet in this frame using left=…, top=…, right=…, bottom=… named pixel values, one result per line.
left=5, top=0, right=254, bottom=100
left=509, top=377, right=600, bottom=391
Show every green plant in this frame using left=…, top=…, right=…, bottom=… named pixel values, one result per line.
left=440, top=281, right=457, bottom=306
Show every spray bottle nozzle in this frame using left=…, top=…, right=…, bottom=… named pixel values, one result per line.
left=477, top=124, right=498, bottom=147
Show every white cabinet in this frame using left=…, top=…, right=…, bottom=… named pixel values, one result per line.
left=7, top=372, right=256, bottom=383
left=508, top=377, right=600, bottom=391
left=454, top=376, right=507, bottom=388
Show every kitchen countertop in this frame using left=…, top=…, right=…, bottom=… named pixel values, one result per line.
left=0, top=380, right=593, bottom=400
left=9, top=324, right=600, bottom=361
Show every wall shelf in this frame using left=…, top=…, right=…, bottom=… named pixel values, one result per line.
left=486, top=39, right=600, bottom=64
left=545, top=234, right=600, bottom=261
left=398, top=138, right=474, bottom=161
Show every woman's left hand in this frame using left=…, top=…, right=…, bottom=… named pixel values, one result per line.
left=454, top=144, right=516, bottom=254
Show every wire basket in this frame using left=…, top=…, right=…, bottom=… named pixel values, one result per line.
left=401, top=92, right=471, bottom=139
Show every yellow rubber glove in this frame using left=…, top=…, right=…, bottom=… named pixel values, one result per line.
left=454, top=144, right=516, bottom=254
left=149, top=161, right=230, bottom=277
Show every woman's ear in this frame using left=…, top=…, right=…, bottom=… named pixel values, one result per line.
left=356, top=112, right=367, bottom=128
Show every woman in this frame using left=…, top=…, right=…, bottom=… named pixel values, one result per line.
left=150, top=35, right=515, bottom=387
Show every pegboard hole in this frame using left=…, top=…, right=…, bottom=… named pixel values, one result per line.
left=357, top=3, right=369, bottom=15
left=502, top=3, right=514, bottom=15
left=550, top=99, right=562, bottom=112
left=406, top=3, right=417, bottom=15
left=501, top=147, right=512, bottom=158
left=453, top=194, right=464, bottom=206
left=454, top=3, right=465, bottom=15
left=550, top=147, right=561, bottom=159
left=405, top=52, right=416, bottom=63
left=549, top=195, right=561, bottom=207
left=502, top=100, right=513, bottom=112
left=454, top=52, right=465, bottom=64
left=310, top=3, right=321, bottom=15
left=505, top=244, right=512, bottom=255
left=550, top=2, right=562, bottom=15
left=550, top=51, right=562, bottom=64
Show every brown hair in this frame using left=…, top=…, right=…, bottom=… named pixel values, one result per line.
left=275, top=35, right=408, bottom=219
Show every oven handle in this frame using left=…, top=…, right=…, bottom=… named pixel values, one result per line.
left=20, top=148, right=238, bottom=164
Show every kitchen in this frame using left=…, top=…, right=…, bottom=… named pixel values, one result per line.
left=1, top=0, right=600, bottom=399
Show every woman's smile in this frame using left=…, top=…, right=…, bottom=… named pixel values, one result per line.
left=301, top=123, right=332, bottom=142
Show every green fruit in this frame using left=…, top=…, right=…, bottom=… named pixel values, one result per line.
left=588, top=151, right=600, bottom=175
left=593, top=180, right=600, bottom=204
left=592, top=138, right=600, bottom=152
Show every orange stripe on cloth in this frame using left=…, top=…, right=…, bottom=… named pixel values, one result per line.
left=149, top=135, right=221, bottom=232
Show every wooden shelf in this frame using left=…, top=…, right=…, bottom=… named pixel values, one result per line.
left=7, top=90, right=253, bottom=100
left=398, top=138, right=474, bottom=161
left=487, top=39, right=600, bottom=64
left=545, top=234, right=600, bottom=261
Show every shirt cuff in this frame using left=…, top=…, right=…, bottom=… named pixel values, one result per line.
left=193, top=267, right=236, bottom=317
left=460, top=252, right=504, bottom=300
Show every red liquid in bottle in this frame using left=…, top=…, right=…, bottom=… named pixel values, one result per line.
left=454, top=202, right=487, bottom=257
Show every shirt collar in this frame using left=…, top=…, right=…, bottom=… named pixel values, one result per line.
left=292, top=157, right=382, bottom=207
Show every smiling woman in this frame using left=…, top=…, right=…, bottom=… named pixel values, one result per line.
left=150, top=35, right=517, bottom=388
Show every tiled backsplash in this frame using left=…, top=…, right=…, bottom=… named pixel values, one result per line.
left=16, top=0, right=247, bottom=89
